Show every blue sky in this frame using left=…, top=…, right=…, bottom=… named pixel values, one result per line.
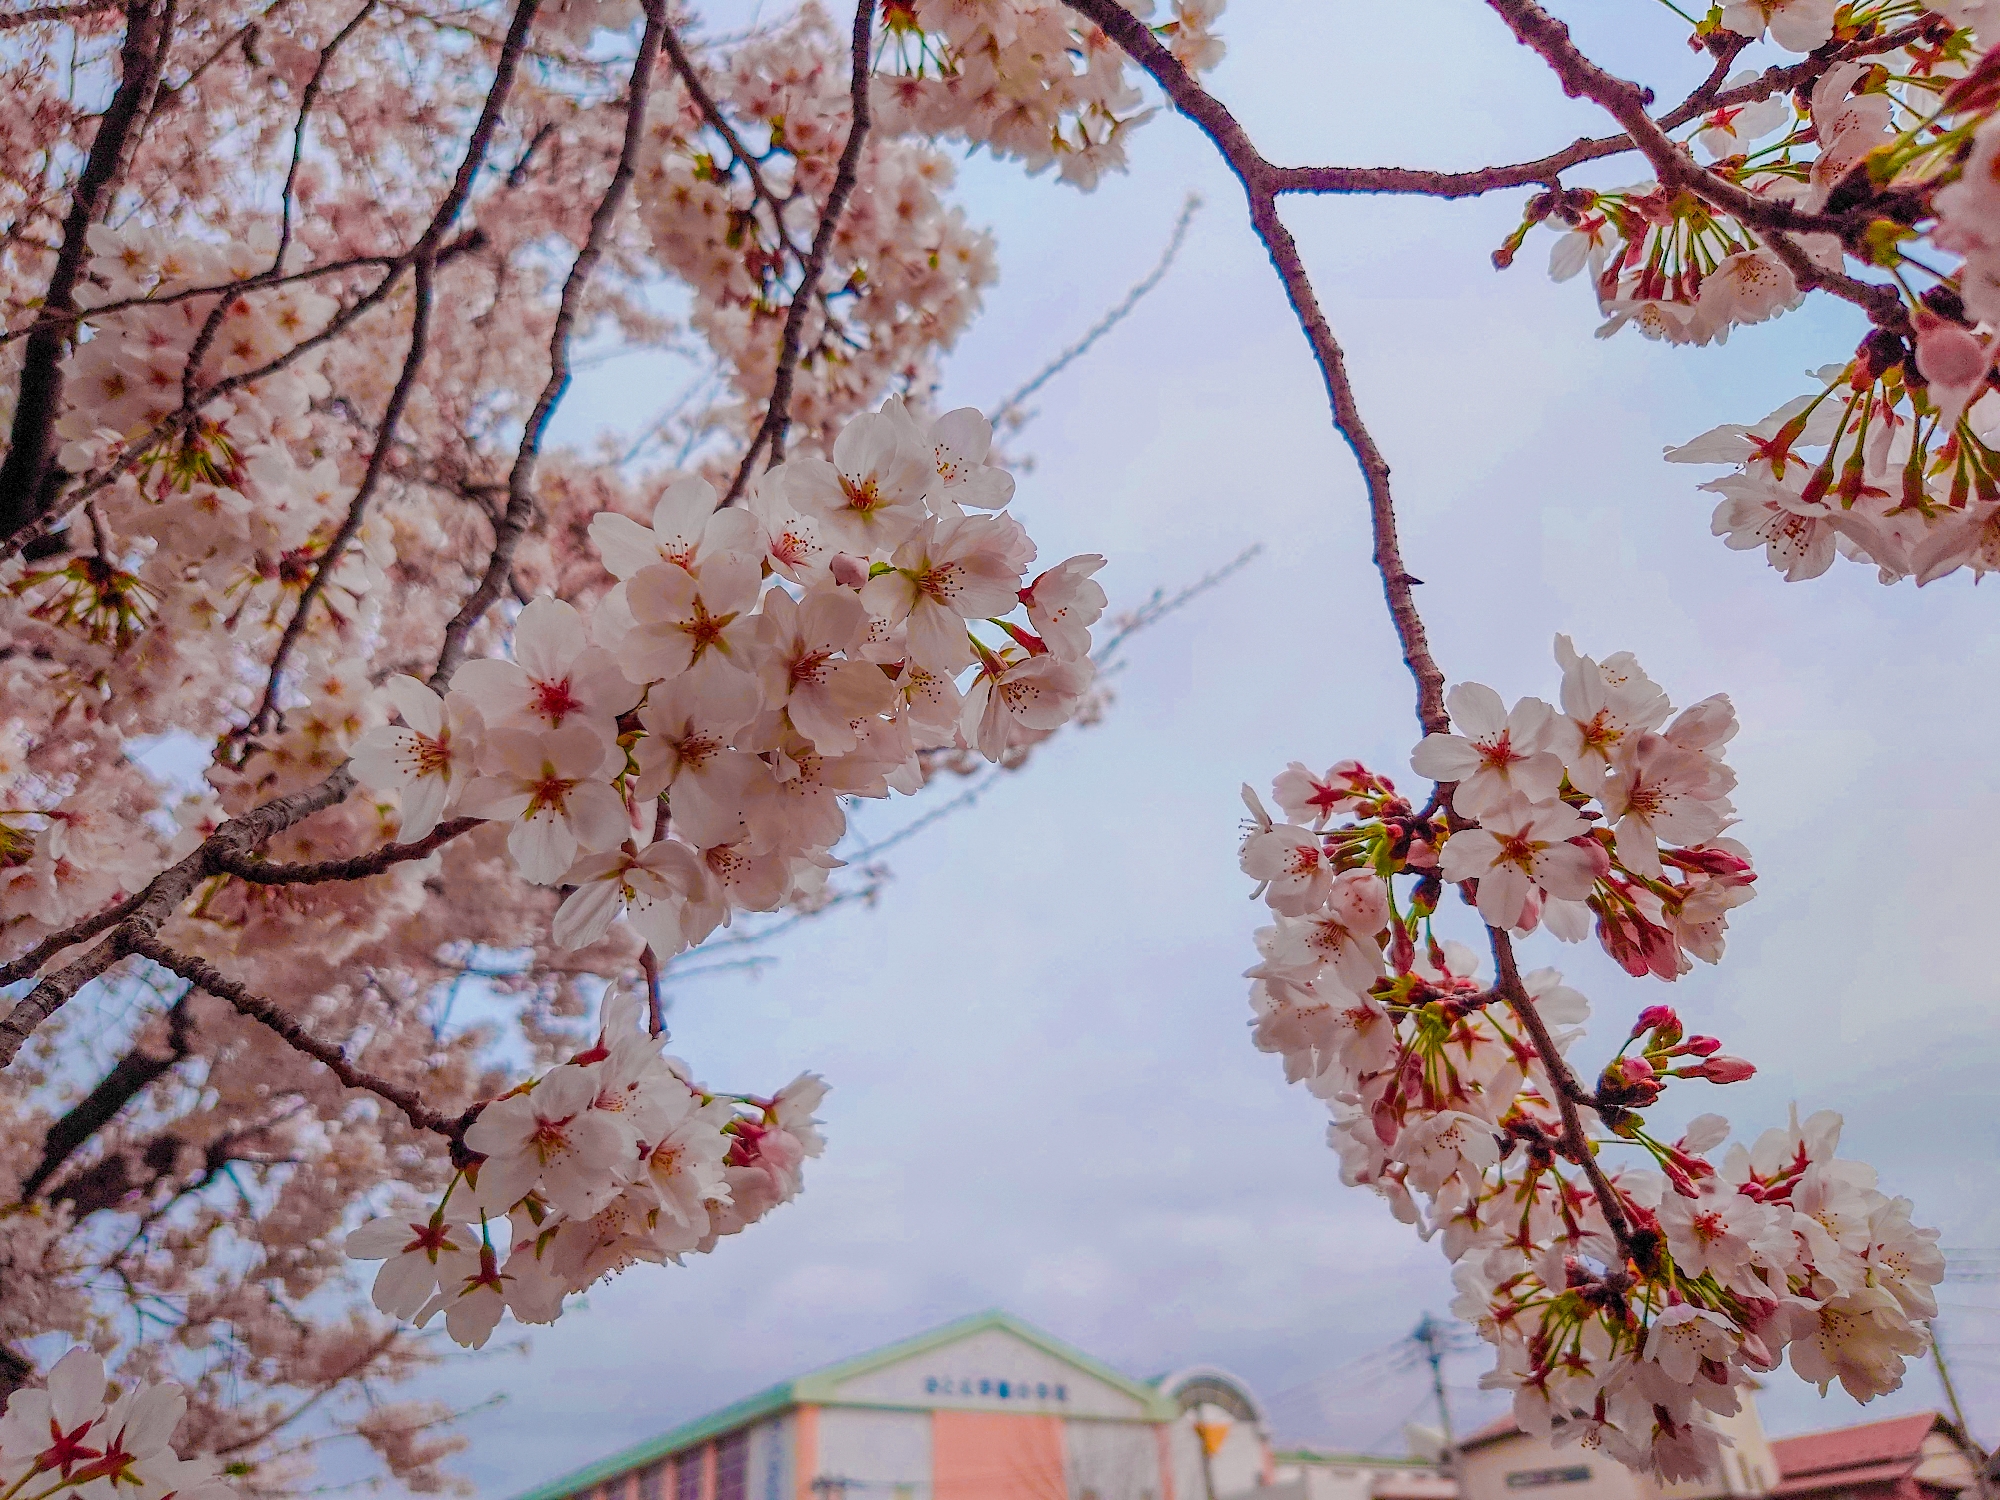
left=404, top=3, right=2000, bottom=1492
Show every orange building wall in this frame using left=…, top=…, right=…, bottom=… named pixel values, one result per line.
left=1154, top=1425, right=1176, bottom=1500
left=933, top=1411, right=1067, bottom=1500
left=703, top=1443, right=717, bottom=1500
left=795, top=1408, right=819, bottom=1500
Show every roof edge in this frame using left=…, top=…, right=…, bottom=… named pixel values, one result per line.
left=506, top=1380, right=796, bottom=1500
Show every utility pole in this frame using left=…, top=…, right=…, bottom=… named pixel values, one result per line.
left=1413, top=1314, right=1456, bottom=1480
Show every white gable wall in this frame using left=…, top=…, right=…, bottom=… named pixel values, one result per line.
left=817, top=1409, right=933, bottom=1492
left=833, top=1330, right=1150, bottom=1421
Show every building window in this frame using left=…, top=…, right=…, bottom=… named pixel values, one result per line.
left=1505, top=1469, right=1591, bottom=1489
left=640, top=1465, right=666, bottom=1500
left=716, top=1433, right=750, bottom=1500
left=679, top=1453, right=703, bottom=1500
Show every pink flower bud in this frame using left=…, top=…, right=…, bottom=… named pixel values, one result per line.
left=828, top=553, right=868, bottom=588
left=1682, top=1034, right=1721, bottom=1056
left=1696, top=1054, right=1756, bottom=1084
left=1632, top=1004, right=1679, bottom=1039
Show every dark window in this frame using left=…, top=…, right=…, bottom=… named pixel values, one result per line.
left=716, top=1433, right=750, bottom=1500
left=640, top=1465, right=666, bottom=1500
left=678, top=1453, right=703, bottom=1500
left=1505, top=1469, right=1592, bottom=1489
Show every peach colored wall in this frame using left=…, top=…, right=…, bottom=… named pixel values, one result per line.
left=703, top=1444, right=717, bottom=1500
left=796, top=1408, right=819, bottom=1500
left=933, top=1410, right=1067, bottom=1500
left=1154, top=1426, right=1175, bottom=1500
left=1456, top=1432, right=1652, bottom=1500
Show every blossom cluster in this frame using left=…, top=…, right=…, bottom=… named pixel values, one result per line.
left=349, top=396, right=1103, bottom=957
left=873, top=0, right=1226, bottom=189
left=345, top=992, right=825, bottom=1348
left=0, top=1347, right=232, bottom=1500
left=1508, top=13, right=2000, bottom=585
left=1235, top=639, right=1942, bottom=1479
left=638, top=6, right=1001, bottom=449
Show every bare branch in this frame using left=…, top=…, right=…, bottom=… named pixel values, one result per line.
left=720, top=0, right=875, bottom=506
left=1060, top=0, right=1447, bottom=734
left=432, top=0, right=668, bottom=685
left=0, top=0, right=120, bottom=28
left=0, top=769, right=356, bottom=1068
left=990, top=191, right=1202, bottom=426
left=214, top=817, right=481, bottom=885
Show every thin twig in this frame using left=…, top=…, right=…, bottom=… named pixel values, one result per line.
left=719, top=0, right=875, bottom=506
left=249, top=253, right=436, bottom=729
left=431, top=0, right=667, bottom=686
left=990, top=191, right=1202, bottom=425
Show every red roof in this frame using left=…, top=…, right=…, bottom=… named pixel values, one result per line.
left=1770, top=1413, right=1949, bottom=1492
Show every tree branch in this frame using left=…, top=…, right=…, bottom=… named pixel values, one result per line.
left=1059, top=0, right=1446, bottom=733
left=214, top=817, right=481, bottom=885
left=0, top=768, right=356, bottom=1069
left=123, top=938, right=462, bottom=1139
left=0, top=0, right=176, bottom=545
left=432, top=0, right=666, bottom=685
left=19, top=984, right=195, bottom=1201
left=720, top=0, right=875, bottom=506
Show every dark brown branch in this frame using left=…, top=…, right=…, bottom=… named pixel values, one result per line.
left=1060, top=0, right=1446, bottom=733
left=719, top=0, right=874, bottom=506
left=123, top=938, right=460, bottom=1138
left=1489, top=927, right=1636, bottom=1252
left=0, top=887, right=148, bottom=987
left=215, top=817, right=480, bottom=884
left=250, top=254, right=436, bottom=729
left=276, top=0, right=378, bottom=270
left=431, top=0, right=666, bottom=685
left=0, top=0, right=120, bottom=27
left=0, top=768, right=356, bottom=1069
left=19, top=986, right=195, bottom=1201
left=0, top=0, right=175, bottom=545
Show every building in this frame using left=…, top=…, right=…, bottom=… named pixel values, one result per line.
left=1453, top=1393, right=1777, bottom=1500
left=1263, top=1447, right=1457, bottom=1500
left=1768, top=1412, right=1984, bottom=1500
left=511, top=1312, right=1276, bottom=1500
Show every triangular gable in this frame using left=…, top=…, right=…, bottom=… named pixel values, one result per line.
left=796, top=1310, right=1176, bottom=1422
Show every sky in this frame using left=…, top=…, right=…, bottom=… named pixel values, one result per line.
left=401, top=2, right=2000, bottom=1492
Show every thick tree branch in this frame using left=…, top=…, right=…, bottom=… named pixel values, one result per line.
left=19, top=985, right=195, bottom=1201
left=720, top=0, right=875, bottom=506
left=0, top=769, right=356, bottom=1068
left=0, top=0, right=176, bottom=545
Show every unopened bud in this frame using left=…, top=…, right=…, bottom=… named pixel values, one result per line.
left=1695, top=1054, right=1756, bottom=1084
left=828, top=553, right=868, bottom=588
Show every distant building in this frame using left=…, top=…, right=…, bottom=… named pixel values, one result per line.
left=1453, top=1392, right=1777, bottom=1500
left=1262, top=1447, right=1456, bottom=1500
left=510, top=1312, right=1275, bottom=1500
left=1768, top=1412, right=1983, bottom=1500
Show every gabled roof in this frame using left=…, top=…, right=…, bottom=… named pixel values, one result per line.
left=1770, top=1412, right=1956, bottom=1489
left=508, top=1310, right=1179, bottom=1500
